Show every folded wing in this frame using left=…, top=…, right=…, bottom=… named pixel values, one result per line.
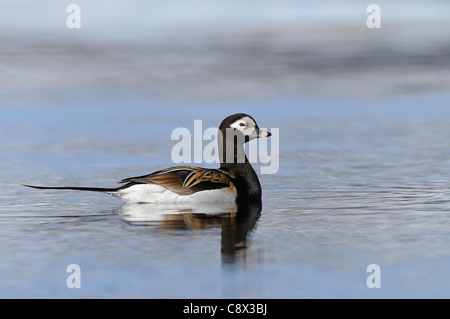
left=120, top=166, right=236, bottom=196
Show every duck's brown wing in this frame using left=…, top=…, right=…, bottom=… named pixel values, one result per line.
left=120, top=166, right=236, bottom=196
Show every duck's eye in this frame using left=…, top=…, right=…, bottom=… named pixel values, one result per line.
left=239, top=122, right=246, bottom=127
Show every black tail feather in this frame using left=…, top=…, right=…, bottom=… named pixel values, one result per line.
left=23, top=184, right=125, bottom=193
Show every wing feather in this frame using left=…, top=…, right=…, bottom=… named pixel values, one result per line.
left=120, top=166, right=235, bottom=196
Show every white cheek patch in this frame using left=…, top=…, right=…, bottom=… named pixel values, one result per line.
left=245, top=126, right=256, bottom=136
left=230, top=116, right=256, bottom=135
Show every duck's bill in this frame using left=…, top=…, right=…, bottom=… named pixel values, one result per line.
left=257, top=128, right=271, bottom=138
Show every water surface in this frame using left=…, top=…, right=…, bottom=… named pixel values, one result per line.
left=2, top=97, right=450, bottom=298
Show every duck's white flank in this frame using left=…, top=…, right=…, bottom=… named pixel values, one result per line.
left=110, top=184, right=237, bottom=204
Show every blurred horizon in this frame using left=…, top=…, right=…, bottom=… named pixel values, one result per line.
left=1, top=1, right=449, bottom=39
left=1, top=1, right=450, bottom=106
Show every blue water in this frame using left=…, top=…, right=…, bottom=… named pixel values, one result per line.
left=1, top=0, right=450, bottom=299
left=2, top=96, right=450, bottom=298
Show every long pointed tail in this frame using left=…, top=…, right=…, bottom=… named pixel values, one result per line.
left=23, top=184, right=126, bottom=193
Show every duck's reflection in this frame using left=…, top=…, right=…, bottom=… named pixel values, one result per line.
left=119, top=201, right=262, bottom=263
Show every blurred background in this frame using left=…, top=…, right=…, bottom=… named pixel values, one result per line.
left=1, top=0, right=449, bottom=105
left=1, top=1, right=450, bottom=298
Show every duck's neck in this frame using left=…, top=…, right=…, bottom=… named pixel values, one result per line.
left=218, top=132, right=261, bottom=202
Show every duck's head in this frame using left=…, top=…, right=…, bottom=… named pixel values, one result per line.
left=219, top=113, right=271, bottom=143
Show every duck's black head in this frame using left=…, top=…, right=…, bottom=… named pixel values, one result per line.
left=219, top=113, right=271, bottom=143
left=218, top=113, right=271, bottom=170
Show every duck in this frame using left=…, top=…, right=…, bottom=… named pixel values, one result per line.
left=25, top=113, right=271, bottom=204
